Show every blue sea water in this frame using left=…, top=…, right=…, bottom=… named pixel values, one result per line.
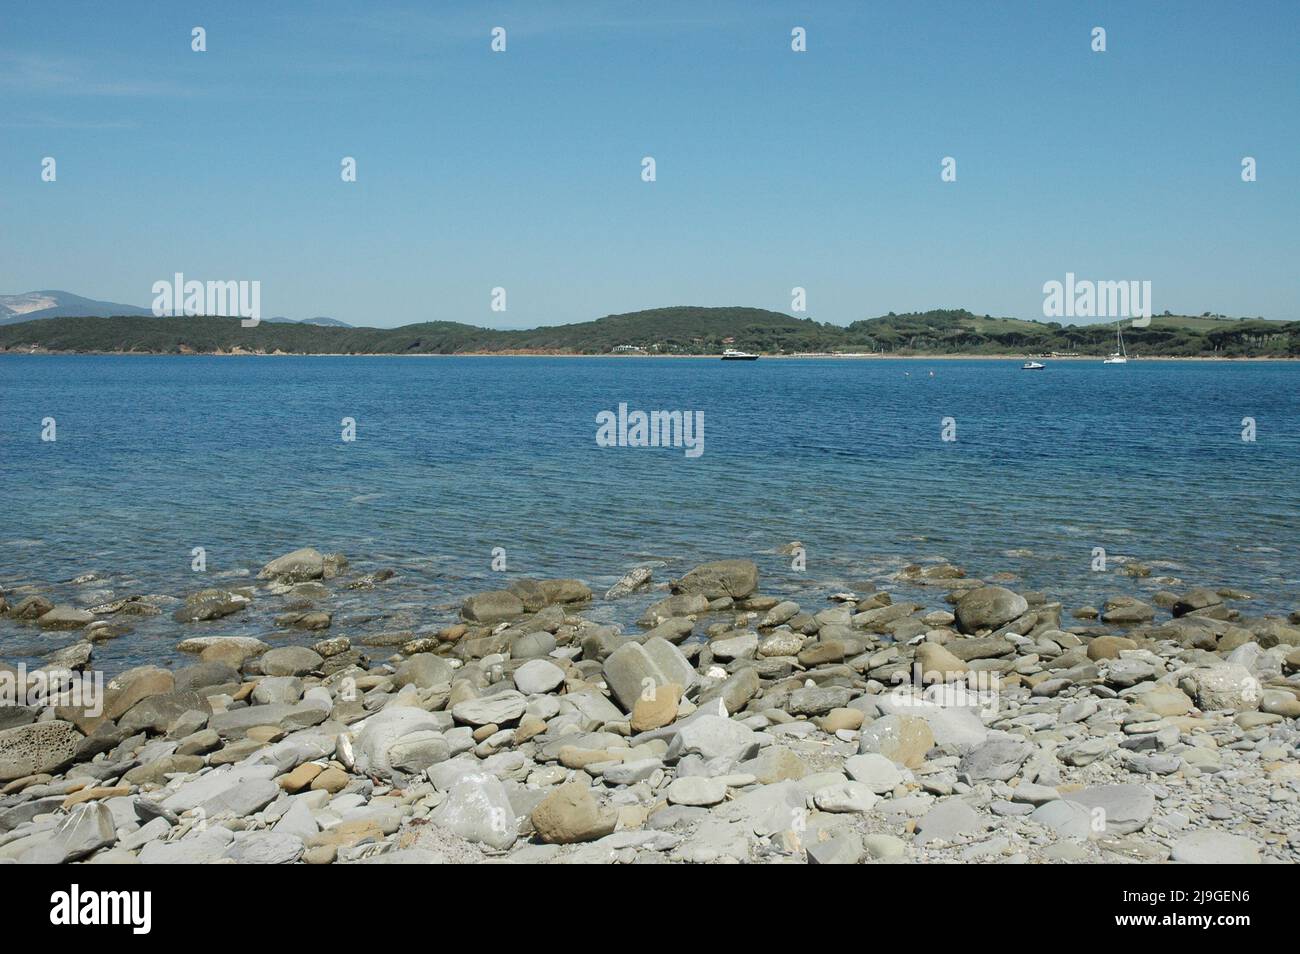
left=1, top=355, right=1297, bottom=671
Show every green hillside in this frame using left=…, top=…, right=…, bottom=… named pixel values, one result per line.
left=0, top=308, right=1295, bottom=357
left=843, top=311, right=1299, bottom=356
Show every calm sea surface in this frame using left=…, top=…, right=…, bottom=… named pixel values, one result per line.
left=1, top=355, right=1297, bottom=671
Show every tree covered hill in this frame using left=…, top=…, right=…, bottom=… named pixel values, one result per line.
left=0, top=308, right=1295, bottom=357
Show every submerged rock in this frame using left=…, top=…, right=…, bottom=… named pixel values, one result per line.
left=672, top=560, right=759, bottom=600
left=258, top=547, right=326, bottom=583
left=36, top=606, right=95, bottom=630
left=461, top=590, right=525, bottom=623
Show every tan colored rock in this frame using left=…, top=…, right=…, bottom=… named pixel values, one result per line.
left=279, top=762, right=324, bottom=792
left=209, top=739, right=266, bottom=765
left=308, top=819, right=382, bottom=848
left=558, top=746, right=619, bottom=770
left=531, top=782, right=618, bottom=844
left=245, top=725, right=286, bottom=743
left=1236, top=711, right=1282, bottom=730
left=1136, top=684, right=1194, bottom=717
left=103, top=666, right=176, bottom=721
left=798, top=641, right=845, bottom=666
left=438, top=624, right=468, bottom=643
left=514, top=715, right=547, bottom=744
left=1087, top=635, right=1137, bottom=661
left=123, top=754, right=205, bottom=785
left=54, top=702, right=106, bottom=735
left=818, top=707, right=865, bottom=732
left=915, top=642, right=968, bottom=682
left=1261, top=691, right=1300, bottom=719
left=61, top=786, right=130, bottom=810
left=200, top=641, right=256, bottom=668
left=311, top=766, right=349, bottom=793
left=617, top=802, right=652, bottom=830
left=630, top=682, right=682, bottom=732
left=1216, top=629, right=1254, bottom=653
left=858, top=714, right=934, bottom=769
left=2, top=774, right=51, bottom=795
left=743, top=745, right=809, bottom=783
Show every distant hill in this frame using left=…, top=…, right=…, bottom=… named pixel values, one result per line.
left=0, top=307, right=1295, bottom=357
left=1, top=291, right=353, bottom=328
left=265, top=316, right=353, bottom=328
left=842, top=310, right=1296, bottom=356
left=0, top=290, right=152, bottom=325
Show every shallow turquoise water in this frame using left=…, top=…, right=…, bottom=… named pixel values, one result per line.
left=1, top=355, right=1296, bottom=669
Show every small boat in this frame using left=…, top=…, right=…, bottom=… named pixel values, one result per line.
left=1022, top=361, right=1045, bottom=370
left=1103, top=322, right=1128, bottom=364
left=721, top=349, right=759, bottom=361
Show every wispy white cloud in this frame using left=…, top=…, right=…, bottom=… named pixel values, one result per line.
left=0, top=52, right=196, bottom=96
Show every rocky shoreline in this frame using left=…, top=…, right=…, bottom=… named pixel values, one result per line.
left=2, top=548, right=1298, bottom=864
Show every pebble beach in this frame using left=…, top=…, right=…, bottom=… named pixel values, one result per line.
left=2, top=547, right=1297, bottom=865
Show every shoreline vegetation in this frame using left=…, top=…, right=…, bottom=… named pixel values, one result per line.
left=7, top=350, right=1297, bottom=362
left=2, top=308, right=1297, bottom=358
left=1, top=548, right=1297, bottom=864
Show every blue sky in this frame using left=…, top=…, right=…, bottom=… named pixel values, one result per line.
left=2, top=0, right=1296, bottom=328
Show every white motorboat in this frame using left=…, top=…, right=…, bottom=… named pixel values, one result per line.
left=1022, top=361, right=1045, bottom=370
left=721, top=349, right=759, bottom=361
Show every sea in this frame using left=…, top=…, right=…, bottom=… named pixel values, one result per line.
left=1, top=354, right=1297, bottom=671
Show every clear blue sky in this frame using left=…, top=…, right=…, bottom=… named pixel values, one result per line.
left=2, top=0, right=1296, bottom=328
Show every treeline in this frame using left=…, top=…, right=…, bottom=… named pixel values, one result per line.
left=0, top=308, right=1296, bottom=357
left=844, top=311, right=1300, bottom=357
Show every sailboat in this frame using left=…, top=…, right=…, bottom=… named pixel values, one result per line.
left=1103, top=321, right=1128, bottom=364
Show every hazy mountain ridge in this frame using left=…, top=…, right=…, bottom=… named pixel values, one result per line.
left=0, top=291, right=352, bottom=328
left=0, top=307, right=1295, bottom=357
left=265, top=316, right=354, bottom=328
left=0, top=290, right=153, bottom=323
